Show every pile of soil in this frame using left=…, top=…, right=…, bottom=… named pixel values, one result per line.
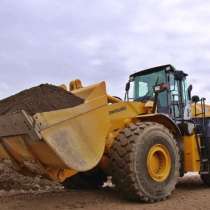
left=0, top=84, right=84, bottom=116
left=0, top=161, right=63, bottom=195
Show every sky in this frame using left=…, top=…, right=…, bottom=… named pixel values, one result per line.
left=0, top=0, right=210, bottom=101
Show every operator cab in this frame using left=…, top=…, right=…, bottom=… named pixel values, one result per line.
left=127, top=64, right=192, bottom=121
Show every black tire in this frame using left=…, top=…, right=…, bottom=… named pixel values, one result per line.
left=62, top=168, right=106, bottom=190
left=109, top=122, right=180, bottom=203
left=201, top=174, right=210, bottom=186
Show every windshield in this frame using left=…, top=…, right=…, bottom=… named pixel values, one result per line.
left=134, top=70, right=166, bottom=100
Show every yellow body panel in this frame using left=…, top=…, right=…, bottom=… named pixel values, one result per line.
left=183, top=135, right=200, bottom=172
left=192, top=103, right=210, bottom=118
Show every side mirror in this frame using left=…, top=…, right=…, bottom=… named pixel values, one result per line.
left=125, top=82, right=130, bottom=92
left=154, top=83, right=169, bottom=94
left=192, top=95, right=200, bottom=103
left=188, top=85, right=193, bottom=100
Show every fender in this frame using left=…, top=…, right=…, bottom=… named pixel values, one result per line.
left=136, top=113, right=182, bottom=140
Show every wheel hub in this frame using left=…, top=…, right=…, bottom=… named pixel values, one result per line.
left=147, top=144, right=171, bottom=182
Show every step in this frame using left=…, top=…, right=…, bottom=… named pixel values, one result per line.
left=200, top=171, right=209, bottom=175
left=201, top=159, right=209, bottom=163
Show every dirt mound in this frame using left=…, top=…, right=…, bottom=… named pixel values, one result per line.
left=0, top=161, right=63, bottom=195
left=0, top=84, right=84, bottom=116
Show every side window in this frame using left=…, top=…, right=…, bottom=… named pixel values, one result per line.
left=129, top=81, right=134, bottom=100
left=170, top=81, right=179, bottom=101
left=138, top=82, right=148, bottom=97
left=169, top=73, right=180, bottom=118
left=183, top=79, right=189, bottom=104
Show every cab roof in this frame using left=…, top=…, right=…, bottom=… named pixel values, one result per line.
left=130, top=64, right=188, bottom=80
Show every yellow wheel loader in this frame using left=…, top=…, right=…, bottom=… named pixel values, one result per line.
left=0, top=64, right=210, bottom=202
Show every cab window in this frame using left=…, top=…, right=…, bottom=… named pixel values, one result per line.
left=134, top=70, right=166, bottom=100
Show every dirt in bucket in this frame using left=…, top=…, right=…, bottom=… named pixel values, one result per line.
left=0, top=84, right=84, bottom=116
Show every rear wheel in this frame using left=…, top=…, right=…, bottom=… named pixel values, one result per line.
left=109, top=122, right=180, bottom=202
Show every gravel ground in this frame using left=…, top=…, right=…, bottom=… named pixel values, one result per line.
left=0, top=161, right=63, bottom=196
left=0, top=162, right=210, bottom=210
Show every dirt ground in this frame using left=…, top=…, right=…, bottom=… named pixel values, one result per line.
left=0, top=162, right=210, bottom=210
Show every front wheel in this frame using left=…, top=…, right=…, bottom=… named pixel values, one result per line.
left=109, top=122, right=180, bottom=203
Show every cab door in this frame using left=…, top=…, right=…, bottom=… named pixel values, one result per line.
left=168, top=72, right=190, bottom=121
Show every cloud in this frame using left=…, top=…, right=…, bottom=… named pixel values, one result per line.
left=0, top=0, right=210, bottom=102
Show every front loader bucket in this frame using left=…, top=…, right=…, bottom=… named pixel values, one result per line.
left=0, top=82, right=110, bottom=181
